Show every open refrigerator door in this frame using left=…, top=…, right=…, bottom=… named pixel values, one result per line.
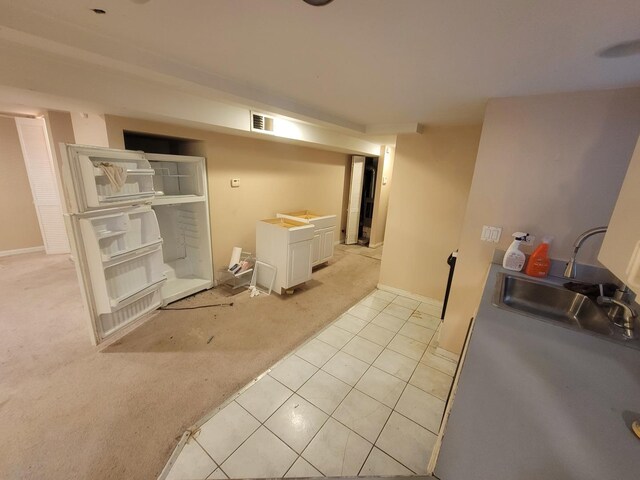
left=61, top=144, right=167, bottom=345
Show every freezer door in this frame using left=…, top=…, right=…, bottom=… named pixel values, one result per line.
left=61, top=144, right=156, bottom=213
left=68, top=204, right=166, bottom=345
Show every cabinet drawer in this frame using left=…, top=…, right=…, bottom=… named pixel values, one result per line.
left=287, top=226, right=314, bottom=244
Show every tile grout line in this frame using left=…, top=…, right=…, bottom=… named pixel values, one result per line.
left=210, top=401, right=263, bottom=470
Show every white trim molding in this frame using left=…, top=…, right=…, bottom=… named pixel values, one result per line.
left=0, top=246, right=45, bottom=257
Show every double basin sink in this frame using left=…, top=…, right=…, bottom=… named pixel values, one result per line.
left=493, top=273, right=639, bottom=348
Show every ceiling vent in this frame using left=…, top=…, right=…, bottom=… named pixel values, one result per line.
left=251, top=112, right=274, bottom=134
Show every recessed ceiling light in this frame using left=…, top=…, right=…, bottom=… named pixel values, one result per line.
left=303, top=0, right=335, bottom=6
left=91, top=8, right=107, bottom=15
left=599, top=39, right=640, bottom=58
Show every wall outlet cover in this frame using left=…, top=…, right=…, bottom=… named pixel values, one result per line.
left=230, top=178, right=240, bottom=188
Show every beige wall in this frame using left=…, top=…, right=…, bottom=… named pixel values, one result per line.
left=0, top=116, right=43, bottom=252
left=44, top=110, right=75, bottom=213
left=379, top=126, right=482, bottom=299
left=440, top=87, right=640, bottom=355
left=369, top=146, right=395, bottom=248
left=70, top=112, right=109, bottom=147
left=104, top=116, right=351, bottom=273
left=45, top=110, right=75, bottom=173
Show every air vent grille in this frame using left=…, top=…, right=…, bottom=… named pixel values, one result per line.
left=251, top=113, right=274, bottom=133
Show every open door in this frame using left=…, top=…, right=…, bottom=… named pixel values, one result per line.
left=345, top=156, right=365, bottom=244
left=60, top=145, right=166, bottom=345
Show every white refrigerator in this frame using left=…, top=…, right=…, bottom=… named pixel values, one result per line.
left=60, top=144, right=213, bottom=345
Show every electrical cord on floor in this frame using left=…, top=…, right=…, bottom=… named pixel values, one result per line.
left=160, top=302, right=234, bottom=311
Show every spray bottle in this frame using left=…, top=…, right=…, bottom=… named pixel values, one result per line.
left=525, top=236, right=553, bottom=277
left=503, top=232, right=530, bottom=271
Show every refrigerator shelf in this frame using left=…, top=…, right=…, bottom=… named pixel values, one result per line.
left=99, top=288, right=163, bottom=338
left=101, top=239, right=163, bottom=264
left=152, top=195, right=205, bottom=206
left=103, top=242, right=162, bottom=269
left=99, top=191, right=155, bottom=202
left=96, top=229, right=127, bottom=240
left=109, top=277, right=167, bottom=309
left=152, top=167, right=193, bottom=178
left=94, top=167, right=155, bottom=177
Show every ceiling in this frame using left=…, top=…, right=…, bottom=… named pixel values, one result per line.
left=1, top=0, right=639, bottom=131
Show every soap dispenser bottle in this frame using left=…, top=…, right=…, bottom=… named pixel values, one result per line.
left=503, top=232, right=529, bottom=271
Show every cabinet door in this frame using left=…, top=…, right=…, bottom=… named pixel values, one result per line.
left=599, top=135, right=640, bottom=293
left=311, top=233, right=322, bottom=266
left=321, top=228, right=335, bottom=262
left=288, top=240, right=312, bottom=287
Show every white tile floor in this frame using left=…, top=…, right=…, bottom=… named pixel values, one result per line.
left=163, top=289, right=457, bottom=480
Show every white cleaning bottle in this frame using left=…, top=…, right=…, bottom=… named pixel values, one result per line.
left=503, top=232, right=530, bottom=271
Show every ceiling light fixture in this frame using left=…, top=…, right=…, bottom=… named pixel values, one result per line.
left=599, top=39, right=640, bottom=58
left=303, top=0, right=335, bottom=6
left=91, top=8, right=106, bottom=15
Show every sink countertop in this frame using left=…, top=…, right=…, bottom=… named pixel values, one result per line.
left=434, top=264, right=640, bottom=480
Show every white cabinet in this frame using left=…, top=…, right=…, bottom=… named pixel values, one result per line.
left=256, top=218, right=314, bottom=294
left=276, top=210, right=337, bottom=267
left=599, top=135, right=640, bottom=293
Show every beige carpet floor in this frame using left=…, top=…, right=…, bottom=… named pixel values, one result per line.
left=0, top=248, right=380, bottom=480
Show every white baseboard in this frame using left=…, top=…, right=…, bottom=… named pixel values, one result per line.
left=368, top=241, right=384, bottom=249
left=376, top=283, right=443, bottom=307
left=0, top=246, right=45, bottom=257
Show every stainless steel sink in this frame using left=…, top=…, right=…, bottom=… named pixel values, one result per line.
left=493, top=273, right=615, bottom=336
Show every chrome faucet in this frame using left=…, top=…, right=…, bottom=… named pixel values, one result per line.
left=563, top=226, right=608, bottom=279
left=597, top=287, right=637, bottom=339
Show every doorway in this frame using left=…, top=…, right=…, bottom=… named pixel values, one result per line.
left=345, top=155, right=379, bottom=246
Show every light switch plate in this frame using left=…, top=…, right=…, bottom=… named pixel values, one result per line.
left=481, top=225, right=502, bottom=243
left=230, top=178, right=240, bottom=188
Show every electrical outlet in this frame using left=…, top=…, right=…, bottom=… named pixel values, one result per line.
left=230, top=178, right=240, bottom=188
